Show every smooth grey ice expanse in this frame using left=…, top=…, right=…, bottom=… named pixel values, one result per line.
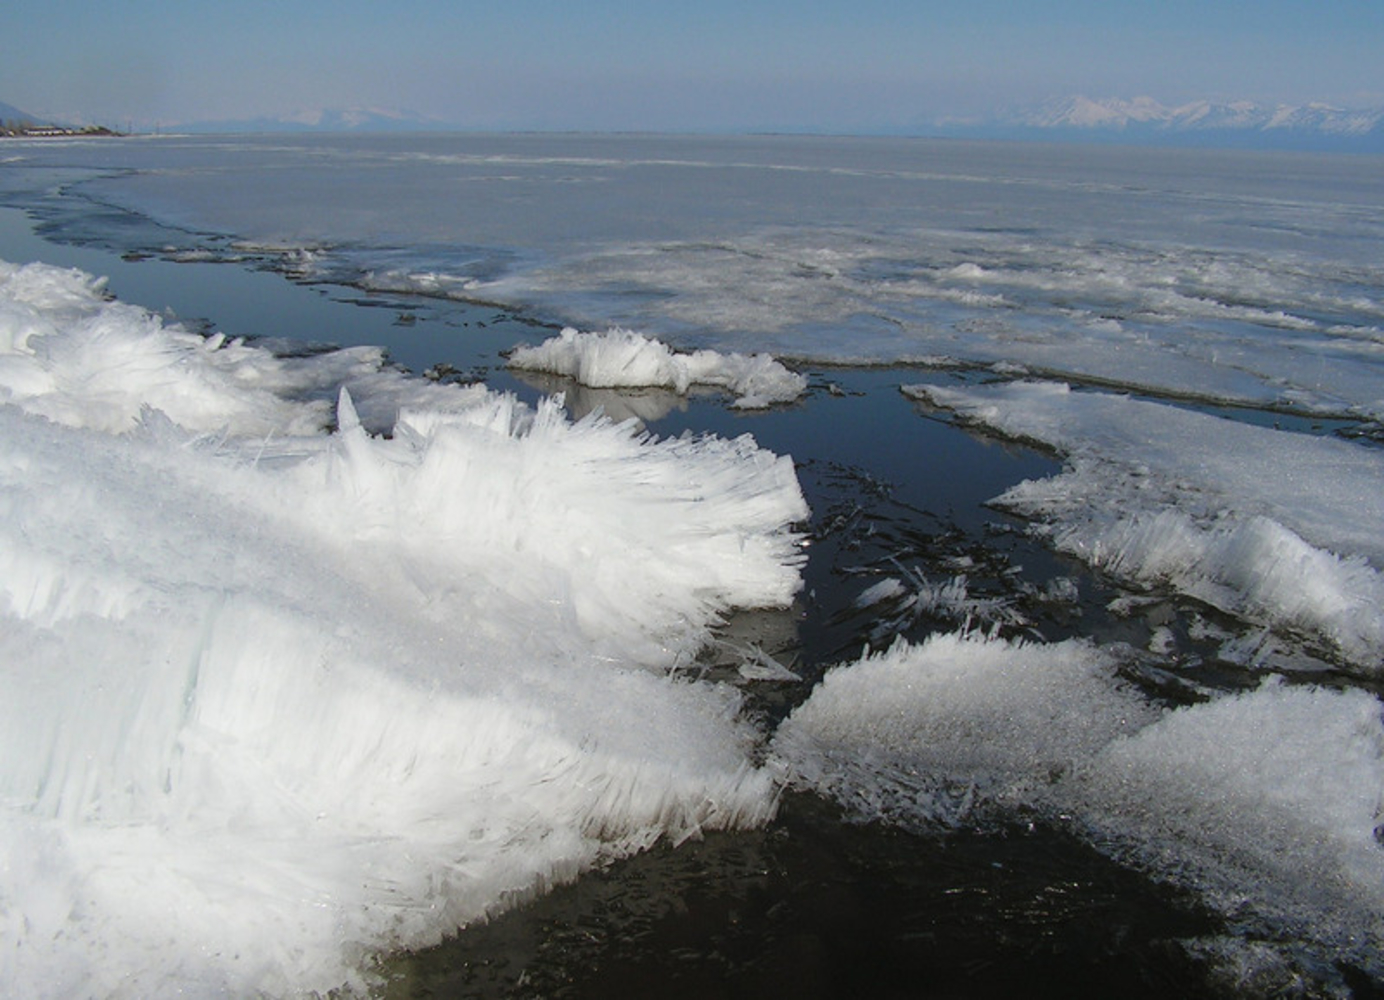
left=2, top=132, right=1384, bottom=997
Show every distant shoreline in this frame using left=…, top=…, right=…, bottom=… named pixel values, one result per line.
left=1, top=123, right=122, bottom=138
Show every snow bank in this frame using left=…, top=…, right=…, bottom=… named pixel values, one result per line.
left=507, top=326, right=807, bottom=409
left=774, top=631, right=1384, bottom=978
left=0, top=260, right=808, bottom=997
left=906, top=380, right=1384, bottom=670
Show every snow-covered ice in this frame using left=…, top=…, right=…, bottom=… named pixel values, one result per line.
left=771, top=631, right=1158, bottom=828
left=1073, top=677, right=1384, bottom=973
left=0, top=259, right=808, bottom=997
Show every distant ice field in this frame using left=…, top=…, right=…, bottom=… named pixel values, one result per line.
left=7, top=133, right=1383, bottom=416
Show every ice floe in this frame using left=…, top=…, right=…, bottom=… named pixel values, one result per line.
left=905, top=380, right=1384, bottom=671
left=774, top=630, right=1384, bottom=979
left=507, top=326, right=807, bottom=409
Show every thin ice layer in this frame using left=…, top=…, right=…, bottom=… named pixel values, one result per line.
left=507, top=326, right=807, bottom=409
left=906, top=380, right=1384, bottom=669
left=0, top=259, right=807, bottom=998
left=774, top=631, right=1384, bottom=980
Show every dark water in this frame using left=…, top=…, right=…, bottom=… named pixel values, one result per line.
left=0, top=200, right=1357, bottom=998
left=385, top=794, right=1223, bottom=1000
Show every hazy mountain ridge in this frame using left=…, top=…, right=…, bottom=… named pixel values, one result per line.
left=942, top=95, right=1384, bottom=150
left=170, top=107, right=452, bottom=134
left=0, top=100, right=56, bottom=126
left=1025, top=96, right=1383, bottom=134
left=8, top=93, right=1384, bottom=149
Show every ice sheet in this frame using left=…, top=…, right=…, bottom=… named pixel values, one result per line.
left=0, top=259, right=808, bottom=997
left=19, top=134, right=1381, bottom=419
left=906, top=380, right=1384, bottom=670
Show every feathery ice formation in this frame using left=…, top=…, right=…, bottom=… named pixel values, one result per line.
left=0, top=260, right=808, bottom=997
left=507, top=326, right=807, bottom=409
left=905, top=381, right=1384, bottom=672
left=773, top=631, right=1384, bottom=983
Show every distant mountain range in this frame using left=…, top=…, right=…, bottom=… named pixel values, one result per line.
left=0, top=101, right=119, bottom=137
left=8, top=95, right=1384, bottom=151
left=170, top=107, right=451, bottom=134
left=933, top=96, right=1384, bottom=151
left=185, top=97, right=1384, bottom=150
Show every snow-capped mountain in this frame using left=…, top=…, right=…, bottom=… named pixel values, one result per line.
left=1025, top=96, right=1384, bottom=135
left=964, top=96, right=1384, bottom=150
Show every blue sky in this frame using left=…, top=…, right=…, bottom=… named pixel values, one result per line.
left=4, top=0, right=1381, bottom=130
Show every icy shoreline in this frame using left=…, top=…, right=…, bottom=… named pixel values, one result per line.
left=773, top=631, right=1384, bottom=983
left=6, top=253, right=1384, bottom=996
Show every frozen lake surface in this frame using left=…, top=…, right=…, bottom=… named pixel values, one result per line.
left=1, top=133, right=1383, bottom=997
